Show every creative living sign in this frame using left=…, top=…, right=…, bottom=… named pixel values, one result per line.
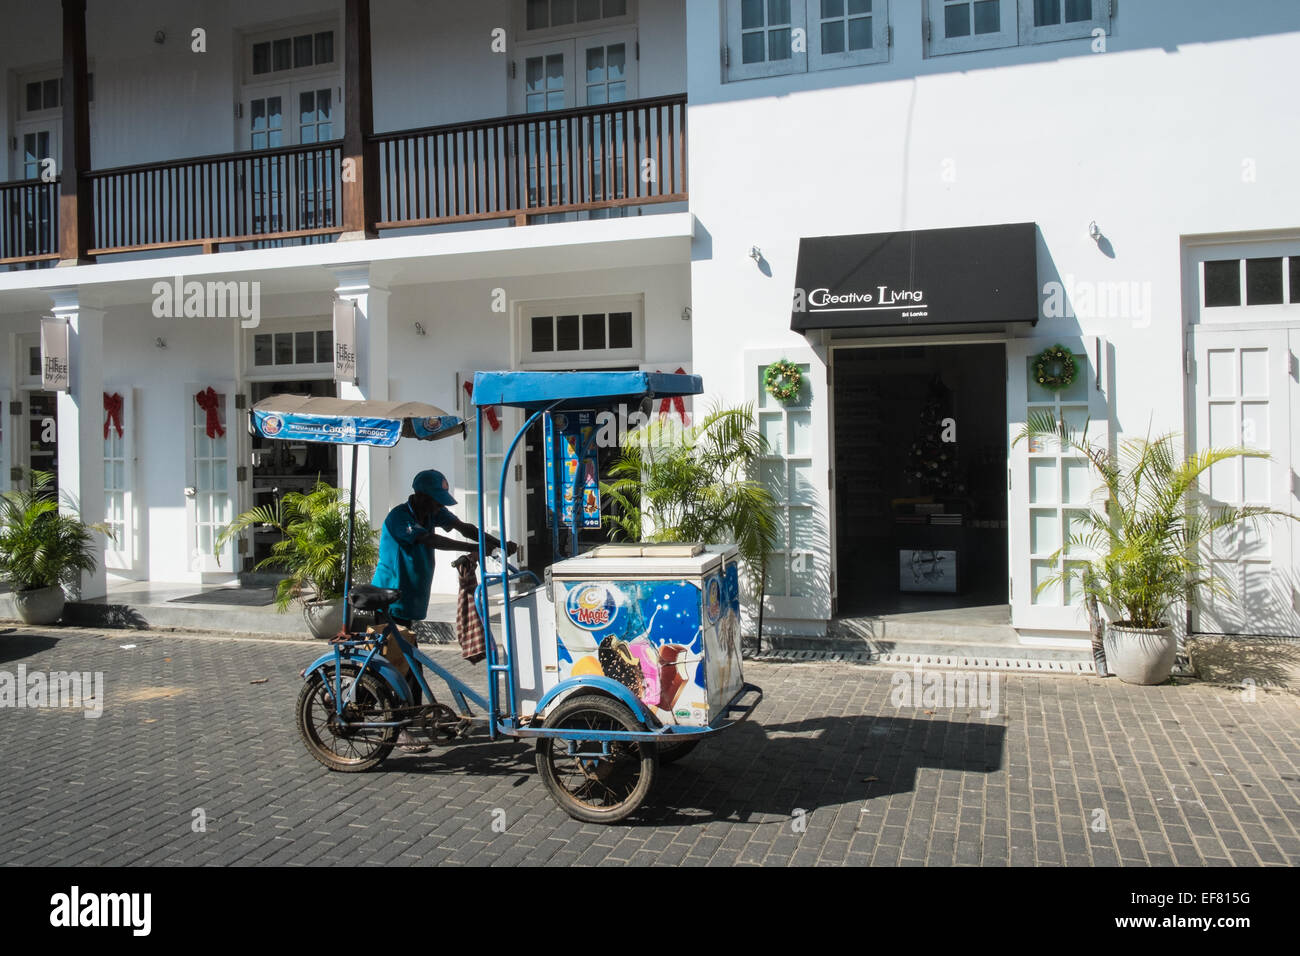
left=791, top=222, right=1038, bottom=331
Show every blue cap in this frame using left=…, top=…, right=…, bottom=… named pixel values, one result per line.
left=413, top=469, right=456, bottom=506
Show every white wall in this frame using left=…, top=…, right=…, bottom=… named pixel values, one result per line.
left=684, top=0, right=1300, bottom=627
left=384, top=260, right=691, bottom=594
left=1, top=0, right=686, bottom=177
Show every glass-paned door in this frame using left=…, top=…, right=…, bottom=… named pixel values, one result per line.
left=246, top=94, right=284, bottom=237
left=187, top=383, right=236, bottom=573
left=748, top=350, right=833, bottom=622
left=584, top=35, right=631, bottom=210
left=1190, top=328, right=1299, bottom=636
left=103, top=389, right=133, bottom=571
left=296, top=87, right=335, bottom=229
left=14, top=127, right=58, bottom=257
left=24, top=390, right=59, bottom=495
left=1008, top=338, right=1109, bottom=631
left=514, top=31, right=637, bottom=220
left=520, top=42, right=573, bottom=219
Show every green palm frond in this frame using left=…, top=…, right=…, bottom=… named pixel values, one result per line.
left=600, top=402, right=780, bottom=590
left=0, top=469, right=111, bottom=592
left=216, top=481, right=379, bottom=612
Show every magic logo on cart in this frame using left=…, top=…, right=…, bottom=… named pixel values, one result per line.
left=565, top=583, right=626, bottom=631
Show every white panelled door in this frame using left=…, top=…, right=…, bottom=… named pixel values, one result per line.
left=1190, top=328, right=1299, bottom=636
left=103, top=387, right=135, bottom=571
left=746, top=347, right=833, bottom=624
left=186, top=382, right=238, bottom=574
left=1007, top=337, right=1110, bottom=632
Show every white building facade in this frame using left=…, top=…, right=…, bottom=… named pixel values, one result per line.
left=1, top=0, right=1297, bottom=643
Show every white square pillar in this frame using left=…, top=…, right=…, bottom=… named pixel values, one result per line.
left=333, top=268, right=390, bottom=520
left=51, top=291, right=106, bottom=599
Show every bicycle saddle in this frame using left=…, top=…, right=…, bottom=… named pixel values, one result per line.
left=349, top=585, right=401, bottom=611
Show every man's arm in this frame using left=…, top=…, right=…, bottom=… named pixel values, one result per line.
left=419, top=516, right=516, bottom=555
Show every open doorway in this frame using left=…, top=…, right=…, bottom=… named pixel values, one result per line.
left=833, top=344, right=1007, bottom=616
left=520, top=366, right=641, bottom=576
left=248, top=378, right=339, bottom=566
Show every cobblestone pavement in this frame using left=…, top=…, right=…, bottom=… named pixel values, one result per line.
left=1, top=627, right=1297, bottom=866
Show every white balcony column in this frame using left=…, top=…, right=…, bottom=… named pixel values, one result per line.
left=51, top=289, right=106, bottom=599
left=333, top=267, right=389, bottom=519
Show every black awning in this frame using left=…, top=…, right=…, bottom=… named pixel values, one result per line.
left=791, top=222, right=1038, bottom=332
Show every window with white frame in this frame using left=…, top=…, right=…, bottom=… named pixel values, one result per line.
left=18, top=69, right=94, bottom=118
left=247, top=28, right=335, bottom=80
left=1202, top=255, right=1299, bottom=311
left=520, top=0, right=633, bottom=36
left=811, top=0, right=889, bottom=70
left=724, top=0, right=888, bottom=82
left=925, top=0, right=1017, bottom=56
left=252, top=328, right=333, bottom=368
left=518, top=298, right=643, bottom=365
left=1019, top=0, right=1110, bottom=45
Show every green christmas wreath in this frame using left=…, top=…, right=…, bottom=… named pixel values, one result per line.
left=764, top=360, right=802, bottom=403
left=1033, top=344, right=1077, bottom=391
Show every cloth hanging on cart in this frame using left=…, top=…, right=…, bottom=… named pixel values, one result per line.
left=453, top=554, right=486, bottom=664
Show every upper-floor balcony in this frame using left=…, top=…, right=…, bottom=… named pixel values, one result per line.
left=0, top=0, right=686, bottom=271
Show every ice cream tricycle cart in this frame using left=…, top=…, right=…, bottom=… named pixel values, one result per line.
left=250, top=371, right=761, bottom=822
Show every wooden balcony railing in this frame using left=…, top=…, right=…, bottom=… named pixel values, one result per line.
left=373, top=93, right=687, bottom=228
left=0, top=93, right=687, bottom=267
left=0, top=179, right=60, bottom=265
left=87, top=141, right=344, bottom=255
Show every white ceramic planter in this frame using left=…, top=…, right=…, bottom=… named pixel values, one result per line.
left=303, top=598, right=344, bottom=639
left=1104, top=623, right=1176, bottom=685
left=12, top=585, right=66, bottom=625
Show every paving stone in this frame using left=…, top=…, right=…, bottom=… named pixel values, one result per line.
left=2, top=628, right=1298, bottom=867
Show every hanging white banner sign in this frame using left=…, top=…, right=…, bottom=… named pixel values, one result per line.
left=41, top=317, right=70, bottom=391
left=333, top=299, right=357, bottom=385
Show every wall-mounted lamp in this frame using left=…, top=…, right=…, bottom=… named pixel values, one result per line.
left=153, top=30, right=166, bottom=44
left=414, top=322, right=427, bottom=336
left=681, top=307, right=692, bottom=321
left=154, top=337, right=166, bottom=349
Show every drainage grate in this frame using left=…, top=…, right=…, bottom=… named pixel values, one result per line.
left=743, top=647, right=1097, bottom=674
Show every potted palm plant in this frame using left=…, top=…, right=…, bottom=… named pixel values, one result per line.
left=603, top=403, right=781, bottom=615
left=0, top=470, right=110, bottom=625
left=216, top=481, right=378, bottom=639
left=1017, top=414, right=1294, bottom=684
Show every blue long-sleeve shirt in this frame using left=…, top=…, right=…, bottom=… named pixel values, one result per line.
left=370, top=500, right=457, bottom=622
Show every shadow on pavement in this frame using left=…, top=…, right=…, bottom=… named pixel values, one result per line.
left=380, top=710, right=1006, bottom=828
left=0, top=631, right=60, bottom=664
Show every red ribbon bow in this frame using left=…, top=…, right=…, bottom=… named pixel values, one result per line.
left=463, top=381, right=500, bottom=432
left=195, top=387, right=226, bottom=439
left=657, top=367, right=688, bottom=424
left=103, top=391, right=124, bottom=439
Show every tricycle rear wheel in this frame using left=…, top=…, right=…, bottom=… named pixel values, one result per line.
left=535, top=695, right=657, bottom=824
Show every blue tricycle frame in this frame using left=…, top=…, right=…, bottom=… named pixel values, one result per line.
left=252, top=374, right=762, bottom=821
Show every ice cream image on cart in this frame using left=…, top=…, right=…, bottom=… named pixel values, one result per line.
left=551, top=544, right=745, bottom=726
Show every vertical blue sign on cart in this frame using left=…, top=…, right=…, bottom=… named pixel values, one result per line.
left=551, top=555, right=745, bottom=727
left=543, top=410, right=601, bottom=530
